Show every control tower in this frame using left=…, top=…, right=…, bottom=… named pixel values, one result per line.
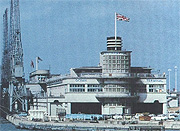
left=100, top=37, right=131, bottom=77
left=107, top=36, right=122, bottom=51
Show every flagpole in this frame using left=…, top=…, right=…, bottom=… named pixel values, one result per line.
left=115, top=12, right=117, bottom=50
left=31, top=66, right=33, bottom=72
left=168, top=69, right=171, bottom=94
left=36, top=57, right=38, bottom=70
left=115, top=12, right=117, bottom=41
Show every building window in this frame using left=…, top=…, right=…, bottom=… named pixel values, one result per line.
left=149, top=89, right=153, bottom=92
left=113, top=64, right=116, bottom=69
left=70, top=84, right=85, bottom=87
left=125, top=60, right=129, bottom=64
left=87, top=84, right=100, bottom=87
left=149, top=85, right=153, bottom=88
left=87, top=88, right=102, bottom=92
left=70, top=88, right=85, bottom=92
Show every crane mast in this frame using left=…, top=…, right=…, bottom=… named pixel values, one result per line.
left=1, top=9, right=9, bottom=88
left=1, top=0, right=27, bottom=112
left=1, top=9, right=10, bottom=111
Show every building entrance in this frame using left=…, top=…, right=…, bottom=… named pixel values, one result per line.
left=134, top=102, right=163, bottom=115
left=71, top=103, right=101, bottom=114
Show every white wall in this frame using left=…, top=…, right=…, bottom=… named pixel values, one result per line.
left=65, top=93, right=99, bottom=103
left=102, top=106, right=124, bottom=115
left=169, top=99, right=179, bottom=107
left=138, top=93, right=167, bottom=103
left=26, top=84, right=42, bottom=95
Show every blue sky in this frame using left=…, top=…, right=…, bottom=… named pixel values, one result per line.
left=0, top=0, right=179, bottom=91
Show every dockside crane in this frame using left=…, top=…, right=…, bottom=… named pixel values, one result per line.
left=1, top=0, right=27, bottom=113
left=1, top=8, right=10, bottom=112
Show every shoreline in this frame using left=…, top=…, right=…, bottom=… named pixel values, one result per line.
left=6, top=114, right=180, bottom=131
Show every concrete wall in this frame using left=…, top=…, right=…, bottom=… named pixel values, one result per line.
left=169, top=99, right=179, bottom=107
left=65, top=93, right=99, bottom=103
left=26, top=84, right=42, bottom=95
left=138, top=93, right=167, bottom=103
left=102, top=105, right=124, bottom=115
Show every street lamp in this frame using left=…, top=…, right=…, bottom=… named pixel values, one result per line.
left=174, top=66, right=178, bottom=92
left=168, top=69, right=171, bottom=94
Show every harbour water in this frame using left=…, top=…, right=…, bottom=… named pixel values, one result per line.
left=0, top=117, right=37, bottom=131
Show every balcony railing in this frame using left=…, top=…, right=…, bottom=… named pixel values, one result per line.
left=78, top=73, right=166, bottom=78
left=129, top=73, right=166, bottom=78
left=96, top=92, right=131, bottom=98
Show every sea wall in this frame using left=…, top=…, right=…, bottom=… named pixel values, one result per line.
left=6, top=114, right=180, bottom=131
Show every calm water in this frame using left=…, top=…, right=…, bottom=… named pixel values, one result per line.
left=0, top=117, right=177, bottom=131
left=0, top=117, right=38, bottom=131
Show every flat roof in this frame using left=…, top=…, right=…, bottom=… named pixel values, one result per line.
left=131, top=67, right=152, bottom=70
left=101, top=50, right=132, bottom=54
left=30, top=70, right=50, bottom=77
left=72, top=66, right=102, bottom=73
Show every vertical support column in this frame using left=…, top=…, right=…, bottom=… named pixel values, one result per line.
left=127, top=107, right=131, bottom=114
left=24, top=84, right=28, bottom=112
left=67, top=103, right=71, bottom=114
left=67, top=84, right=70, bottom=92
left=48, top=102, right=50, bottom=116
left=119, top=106, right=123, bottom=115
left=9, top=82, right=13, bottom=112
left=146, top=84, right=149, bottom=93
left=85, top=84, right=88, bottom=92
left=19, top=83, right=25, bottom=111
left=46, top=92, right=48, bottom=115
left=164, top=84, right=167, bottom=93
left=163, top=103, right=167, bottom=114
left=36, top=94, right=38, bottom=110
left=101, top=104, right=104, bottom=115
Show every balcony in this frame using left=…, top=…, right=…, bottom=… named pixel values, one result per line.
left=129, top=73, right=166, bottom=78
left=96, top=92, right=131, bottom=98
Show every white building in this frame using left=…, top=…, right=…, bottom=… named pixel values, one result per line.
left=29, top=36, right=167, bottom=117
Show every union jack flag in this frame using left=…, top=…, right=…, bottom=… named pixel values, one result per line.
left=116, top=13, right=130, bottom=22
left=30, top=60, right=34, bottom=68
